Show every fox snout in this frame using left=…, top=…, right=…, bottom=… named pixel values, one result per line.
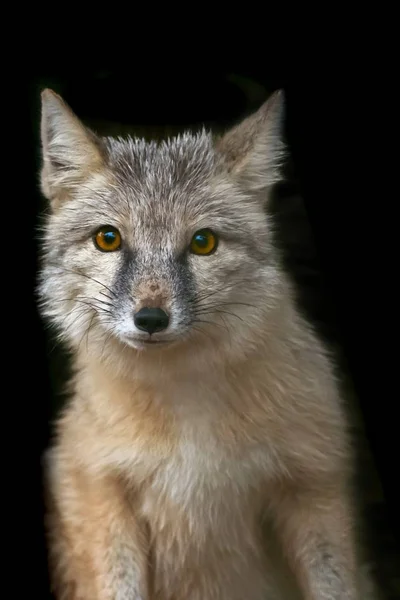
left=133, top=280, right=171, bottom=334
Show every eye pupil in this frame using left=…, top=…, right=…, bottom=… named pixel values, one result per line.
left=194, top=234, right=208, bottom=248
left=104, top=232, right=115, bottom=245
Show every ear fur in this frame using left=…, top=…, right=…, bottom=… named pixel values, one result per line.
left=216, top=90, right=286, bottom=191
left=40, top=89, right=105, bottom=207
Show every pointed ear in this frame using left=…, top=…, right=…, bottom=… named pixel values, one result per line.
left=215, top=90, right=285, bottom=192
left=40, top=89, right=105, bottom=206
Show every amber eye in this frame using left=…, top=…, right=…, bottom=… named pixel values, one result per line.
left=189, top=228, right=218, bottom=256
left=93, top=226, right=122, bottom=252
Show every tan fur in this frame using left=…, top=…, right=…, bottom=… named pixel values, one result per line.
left=45, top=317, right=378, bottom=599
left=38, top=90, right=380, bottom=599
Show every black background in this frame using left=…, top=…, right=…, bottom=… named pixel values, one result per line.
left=6, top=41, right=397, bottom=597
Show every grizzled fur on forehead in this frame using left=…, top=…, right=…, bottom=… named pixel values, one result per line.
left=103, top=131, right=216, bottom=199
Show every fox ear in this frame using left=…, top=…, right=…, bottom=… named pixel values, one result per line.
left=40, top=89, right=105, bottom=207
left=216, top=90, right=285, bottom=192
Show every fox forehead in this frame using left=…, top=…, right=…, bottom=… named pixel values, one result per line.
left=103, top=131, right=216, bottom=199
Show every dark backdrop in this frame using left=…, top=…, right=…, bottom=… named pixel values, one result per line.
left=9, top=51, right=397, bottom=597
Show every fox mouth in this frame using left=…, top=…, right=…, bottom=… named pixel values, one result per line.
left=121, top=334, right=175, bottom=349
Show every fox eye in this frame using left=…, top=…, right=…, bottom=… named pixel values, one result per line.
left=93, top=226, right=122, bottom=252
left=189, top=229, right=218, bottom=256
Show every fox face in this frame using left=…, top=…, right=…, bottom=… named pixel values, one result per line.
left=38, top=90, right=285, bottom=364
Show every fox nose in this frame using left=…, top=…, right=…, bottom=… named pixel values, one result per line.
left=134, top=307, right=170, bottom=334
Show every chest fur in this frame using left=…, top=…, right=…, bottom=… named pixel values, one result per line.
left=135, top=433, right=275, bottom=598
left=138, top=431, right=268, bottom=521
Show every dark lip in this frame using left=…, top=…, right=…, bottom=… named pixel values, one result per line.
left=142, top=339, right=169, bottom=345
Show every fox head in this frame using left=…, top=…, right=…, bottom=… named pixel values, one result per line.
left=38, top=89, right=287, bottom=373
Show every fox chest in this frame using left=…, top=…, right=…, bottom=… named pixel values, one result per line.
left=132, top=439, right=286, bottom=600
left=133, top=434, right=272, bottom=544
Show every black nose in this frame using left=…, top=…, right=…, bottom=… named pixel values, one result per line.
left=134, top=307, right=170, bottom=334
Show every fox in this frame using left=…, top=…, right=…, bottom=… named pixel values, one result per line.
left=37, top=88, right=379, bottom=599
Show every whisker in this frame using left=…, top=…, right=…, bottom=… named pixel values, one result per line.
left=195, top=309, right=244, bottom=323
left=189, top=281, right=258, bottom=310
left=53, top=296, right=114, bottom=310
left=85, top=313, right=97, bottom=353
left=73, top=299, right=112, bottom=316
left=77, top=310, right=99, bottom=354
left=100, top=331, right=115, bottom=362
left=99, top=290, right=115, bottom=302
left=192, top=318, right=227, bottom=332
left=59, top=306, right=92, bottom=329
left=51, top=306, right=95, bottom=349
left=190, top=325, right=216, bottom=344
left=196, top=301, right=257, bottom=310
left=87, top=298, right=114, bottom=310
left=46, top=265, right=117, bottom=298
left=217, top=313, right=233, bottom=350
left=190, top=286, right=232, bottom=305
